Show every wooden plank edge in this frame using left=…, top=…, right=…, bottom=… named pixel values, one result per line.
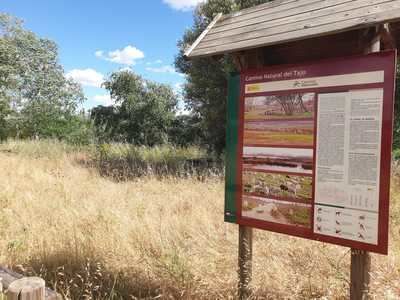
left=205, top=0, right=384, bottom=41
left=0, top=267, right=60, bottom=300
left=198, top=1, right=400, bottom=49
left=214, top=0, right=334, bottom=31
left=188, top=16, right=400, bottom=58
left=216, top=0, right=305, bottom=28
left=184, top=13, right=222, bottom=58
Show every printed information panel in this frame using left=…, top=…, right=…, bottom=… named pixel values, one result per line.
left=226, top=51, right=396, bottom=254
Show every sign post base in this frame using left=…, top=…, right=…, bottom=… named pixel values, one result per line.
left=350, top=249, right=371, bottom=300
left=238, top=225, right=253, bottom=300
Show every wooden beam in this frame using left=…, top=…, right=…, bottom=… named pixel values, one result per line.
left=242, top=28, right=364, bottom=66
left=380, top=23, right=396, bottom=50
left=232, top=53, right=245, bottom=71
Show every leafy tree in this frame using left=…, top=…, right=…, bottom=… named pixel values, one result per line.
left=168, top=114, right=204, bottom=146
left=175, top=0, right=271, bottom=153
left=271, top=94, right=309, bottom=116
left=0, top=100, right=10, bottom=140
left=63, top=113, right=95, bottom=145
left=90, top=105, right=120, bottom=142
left=93, top=71, right=178, bottom=146
left=0, top=14, right=18, bottom=140
left=0, top=13, right=85, bottom=141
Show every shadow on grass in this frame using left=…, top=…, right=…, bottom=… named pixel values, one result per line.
left=16, top=251, right=183, bottom=299
left=75, top=156, right=224, bottom=182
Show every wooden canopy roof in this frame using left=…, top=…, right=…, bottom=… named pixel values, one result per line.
left=185, top=0, right=400, bottom=58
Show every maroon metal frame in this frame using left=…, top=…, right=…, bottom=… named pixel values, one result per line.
left=235, top=50, right=397, bottom=255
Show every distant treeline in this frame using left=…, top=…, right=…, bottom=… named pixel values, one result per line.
left=1, top=0, right=399, bottom=154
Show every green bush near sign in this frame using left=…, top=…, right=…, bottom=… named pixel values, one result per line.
left=393, top=149, right=400, bottom=161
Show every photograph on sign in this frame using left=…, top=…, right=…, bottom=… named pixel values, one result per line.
left=227, top=51, right=396, bottom=254
left=244, top=118, right=314, bottom=147
left=243, top=171, right=313, bottom=202
left=242, top=195, right=312, bottom=228
left=244, top=93, right=315, bottom=121
left=243, top=147, right=313, bottom=174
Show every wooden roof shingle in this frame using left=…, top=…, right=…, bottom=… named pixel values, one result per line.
left=185, top=0, right=400, bottom=58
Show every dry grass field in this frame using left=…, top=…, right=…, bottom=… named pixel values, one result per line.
left=0, top=141, right=399, bottom=299
left=243, top=130, right=314, bottom=147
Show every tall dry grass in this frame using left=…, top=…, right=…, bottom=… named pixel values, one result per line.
left=0, top=141, right=398, bottom=299
left=1, top=140, right=223, bottom=179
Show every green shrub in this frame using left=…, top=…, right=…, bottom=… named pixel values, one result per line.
left=394, top=149, right=400, bottom=161
left=95, top=143, right=222, bottom=179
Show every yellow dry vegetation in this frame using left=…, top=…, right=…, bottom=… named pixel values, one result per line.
left=244, top=131, right=314, bottom=146
left=0, top=141, right=398, bottom=299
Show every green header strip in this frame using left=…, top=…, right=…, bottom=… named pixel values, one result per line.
left=225, top=73, right=240, bottom=224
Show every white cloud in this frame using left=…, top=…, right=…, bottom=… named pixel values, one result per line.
left=95, top=45, right=145, bottom=65
left=66, top=68, right=104, bottom=88
left=146, top=65, right=185, bottom=77
left=95, top=50, right=103, bottom=58
left=93, top=94, right=113, bottom=106
left=163, top=0, right=204, bottom=11
left=146, top=65, right=176, bottom=74
left=146, top=59, right=163, bottom=65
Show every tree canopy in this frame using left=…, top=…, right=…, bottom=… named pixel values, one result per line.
left=0, top=13, right=86, bottom=142
left=91, top=71, right=178, bottom=146
left=175, top=0, right=272, bottom=153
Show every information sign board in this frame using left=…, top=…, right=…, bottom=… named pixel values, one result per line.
left=225, top=51, right=396, bottom=254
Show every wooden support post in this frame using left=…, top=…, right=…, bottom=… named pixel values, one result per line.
left=350, top=249, right=371, bottom=300
left=232, top=53, right=255, bottom=300
left=350, top=29, right=381, bottom=300
left=238, top=225, right=253, bottom=300
left=7, top=277, right=45, bottom=300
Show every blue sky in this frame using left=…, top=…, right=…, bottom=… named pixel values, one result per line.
left=1, top=0, right=203, bottom=109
